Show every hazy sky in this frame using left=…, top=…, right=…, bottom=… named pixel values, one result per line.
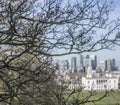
left=94, top=0, right=120, bottom=67
left=54, top=0, right=120, bottom=68
left=88, top=0, right=120, bottom=66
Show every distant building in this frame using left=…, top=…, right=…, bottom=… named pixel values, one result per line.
left=100, top=59, right=115, bottom=72
left=100, top=61, right=106, bottom=72
left=111, top=59, right=116, bottom=71
left=100, top=60, right=108, bottom=72
left=71, top=57, right=77, bottom=72
left=82, top=76, right=118, bottom=90
left=107, top=59, right=112, bottom=72
left=83, top=55, right=97, bottom=71
left=83, top=56, right=91, bottom=71
left=77, top=54, right=83, bottom=72
left=81, top=66, right=119, bottom=90
left=90, top=55, right=97, bottom=70
left=86, top=55, right=89, bottom=59
left=105, top=60, right=108, bottom=71
left=55, top=65, right=120, bottom=91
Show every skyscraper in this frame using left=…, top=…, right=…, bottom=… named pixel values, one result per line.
left=83, top=56, right=91, bottom=70
left=107, top=59, right=112, bottom=72
left=111, top=59, right=116, bottom=71
left=71, top=57, right=77, bottom=72
left=100, top=60, right=106, bottom=72
left=102, top=59, right=112, bottom=72
left=77, top=54, right=83, bottom=71
left=83, top=55, right=97, bottom=71
left=105, top=60, right=107, bottom=71
left=90, top=55, right=97, bottom=70
left=100, top=59, right=117, bottom=72
left=86, top=55, right=90, bottom=59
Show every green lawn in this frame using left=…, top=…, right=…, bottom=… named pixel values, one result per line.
left=84, top=91, right=120, bottom=105
left=65, top=91, right=120, bottom=105
left=85, top=92, right=120, bottom=105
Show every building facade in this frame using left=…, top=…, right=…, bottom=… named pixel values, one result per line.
left=82, top=76, right=118, bottom=90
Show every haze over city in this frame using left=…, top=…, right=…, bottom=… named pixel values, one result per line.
left=54, top=0, right=120, bottom=67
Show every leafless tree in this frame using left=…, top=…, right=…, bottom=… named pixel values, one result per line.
left=0, top=0, right=120, bottom=105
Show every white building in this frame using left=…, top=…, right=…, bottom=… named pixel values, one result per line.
left=81, top=67, right=119, bottom=90
left=111, top=71, right=120, bottom=89
left=55, top=65, right=120, bottom=91
left=82, top=76, right=118, bottom=90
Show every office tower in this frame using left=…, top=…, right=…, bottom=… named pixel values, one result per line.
left=77, top=54, right=83, bottom=71
left=100, top=59, right=116, bottom=72
left=107, top=59, right=112, bottom=72
left=100, top=61, right=106, bottom=72
left=83, top=54, right=97, bottom=71
left=111, top=59, right=116, bottom=71
left=86, top=55, right=89, bottom=59
left=68, top=59, right=71, bottom=70
left=104, top=59, right=112, bottom=72
left=105, top=60, right=108, bottom=71
left=83, top=56, right=91, bottom=70
left=90, top=55, right=97, bottom=70
left=71, top=57, right=77, bottom=72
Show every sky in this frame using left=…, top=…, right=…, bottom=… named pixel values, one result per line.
left=94, top=0, right=120, bottom=67
left=54, top=0, right=120, bottom=68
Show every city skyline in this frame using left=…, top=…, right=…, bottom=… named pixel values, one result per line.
left=54, top=50, right=120, bottom=68
left=89, top=0, right=120, bottom=67
left=55, top=54, right=118, bottom=72
left=54, top=0, right=120, bottom=68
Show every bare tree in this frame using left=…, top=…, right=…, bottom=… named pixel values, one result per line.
left=0, top=0, right=120, bottom=105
